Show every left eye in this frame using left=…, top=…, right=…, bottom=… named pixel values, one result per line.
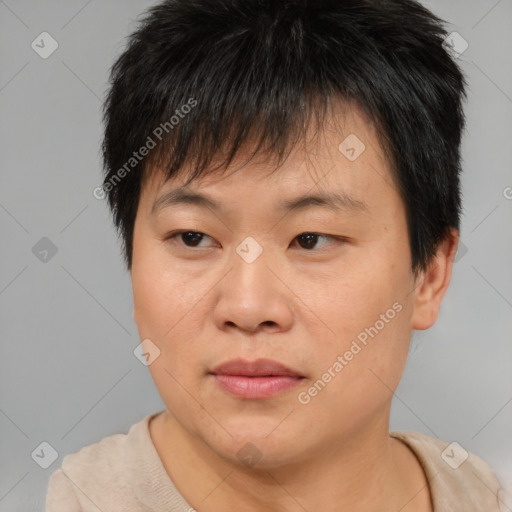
left=165, top=231, right=338, bottom=251
left=291, top=233, right=335, bottom=251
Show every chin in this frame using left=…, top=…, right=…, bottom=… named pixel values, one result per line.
left=200, top=420, right=307, bottom=469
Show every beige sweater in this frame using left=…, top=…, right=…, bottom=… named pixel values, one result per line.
left=45, top=411, right=503, bottom=511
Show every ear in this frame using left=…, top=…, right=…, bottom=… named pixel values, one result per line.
left=411, top=228, right=459, bottom=330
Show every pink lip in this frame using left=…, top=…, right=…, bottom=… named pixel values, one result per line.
left=209, top=358, right=304, bottom=399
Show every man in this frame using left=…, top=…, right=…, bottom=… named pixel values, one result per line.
left=46, top=0, right=503, bottom=510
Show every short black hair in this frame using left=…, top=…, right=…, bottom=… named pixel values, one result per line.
left=101, top=0, right=467, bottom=276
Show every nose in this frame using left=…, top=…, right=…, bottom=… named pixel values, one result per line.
left=212, top=241, right=295, bottom=335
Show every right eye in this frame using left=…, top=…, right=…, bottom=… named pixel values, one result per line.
left=165, top=230, right=217, bottom=248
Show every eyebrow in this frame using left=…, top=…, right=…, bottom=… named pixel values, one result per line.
left=151, top=186, right=367, bottom=215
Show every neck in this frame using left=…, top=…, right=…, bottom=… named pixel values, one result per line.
left=150, top=411, right=432, bottom=512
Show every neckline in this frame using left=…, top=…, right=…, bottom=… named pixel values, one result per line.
left=131, top=414, right=497, bottom=511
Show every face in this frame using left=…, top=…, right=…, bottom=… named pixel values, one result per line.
left=132, top=104, right=428, bottom=468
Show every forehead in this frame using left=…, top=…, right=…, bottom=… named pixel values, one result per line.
left=140, top=101, right=397, bottom=213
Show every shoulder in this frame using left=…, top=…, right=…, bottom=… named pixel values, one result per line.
left=45, top=414, right=156, bottom=512
left=56, top=420, right=139, bottom=478
left=391, top=430, right=503, bottom=511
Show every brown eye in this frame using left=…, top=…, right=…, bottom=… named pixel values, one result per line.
left=165, top=231, right=344, bottom=252
left=166, top=231, right=214, bottom=248
left=179, top=231, right=205, bottom=247
left=293, top=233, right=335, bottom=251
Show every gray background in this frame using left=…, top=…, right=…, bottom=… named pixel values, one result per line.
left=0, top=0, right=511, bottom=510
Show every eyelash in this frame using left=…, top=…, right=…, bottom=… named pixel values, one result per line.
left=164, top=230, right=346, bottom=252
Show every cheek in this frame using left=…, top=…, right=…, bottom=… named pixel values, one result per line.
left=298, top=293, right=412, bottom=437
left=131, top=246, right=218, bottom=404
left=318, top=287, right=411, bottom=383
left=131, top=256, right=208, bottom=411
left=132, top=262, right=166, bottom=338
left=303, top=251, right=414, bottom=406
left=132, top=242, right=206, bottom=338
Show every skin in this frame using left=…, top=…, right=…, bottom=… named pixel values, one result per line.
left=131, top=103, right=459, bottom=511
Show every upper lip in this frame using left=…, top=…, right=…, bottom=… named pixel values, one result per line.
left=210, top=358, right=304, bottom=378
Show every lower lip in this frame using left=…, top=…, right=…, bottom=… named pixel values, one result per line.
left=212, top=374, right=304, bottom=399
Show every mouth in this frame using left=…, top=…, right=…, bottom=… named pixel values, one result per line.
left=209, top=358, right=305, bottom=399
